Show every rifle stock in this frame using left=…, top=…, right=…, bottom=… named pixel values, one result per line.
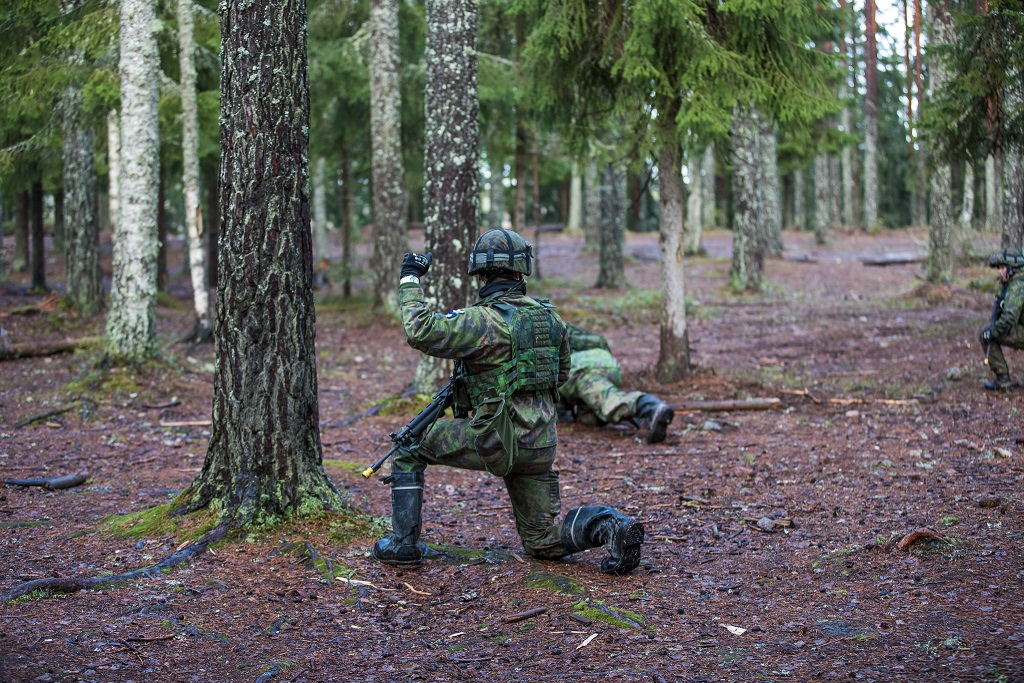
left=361, top=381, right=454, bottom=479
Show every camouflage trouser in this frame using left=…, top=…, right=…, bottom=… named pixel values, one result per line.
left=392, top=418, right=568, bottom=560
left=982, top=324, right=1024, bottom=377
left=558, top=366, right=643, bottom=426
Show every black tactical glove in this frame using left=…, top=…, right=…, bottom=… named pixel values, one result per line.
left=401, top=252, right=432, bottom=279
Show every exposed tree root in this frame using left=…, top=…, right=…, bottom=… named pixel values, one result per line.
left=0, top=524, right=228, bottom=603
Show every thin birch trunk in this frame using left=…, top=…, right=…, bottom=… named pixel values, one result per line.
left=701, top=143, right=715, bottom=231
left=63, top=85, right=103, bottom=315
left=731, top=107, right=765, bottom=291
left=926, top=0, right=954, bottom=283
left=488, top=161, right=505, bottom=230
left=794, top=168, right=806, bottom=231
left=596, top=164, right=625, bottom=288
left=987, top=154, right=1003, bottom=232
left=864, top=0, right=879, bottom=230
left=960, top=164, right=975, bottom=232
left=313, top=156, right=329, bottom=262
left=814, top=155, right=830, bottom=244
left=656, top=126, right=690, bottom=383
left=761, top=117, right=782, bottom=256
left=685, top=153, right=703, bottom=255
left=370, top=0, right=408, bottom=313
left=416, top=0, right=479, bottom=391
left=178, top=0, right=211, bottom=340
left=566, top=161, right=582, bottom=233
left=583, top=158, right=600, bottom=251
left=106, top=0, right=160, bottom=361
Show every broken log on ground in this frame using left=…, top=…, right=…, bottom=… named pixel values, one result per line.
left=670, top=398, right=781, bottom=412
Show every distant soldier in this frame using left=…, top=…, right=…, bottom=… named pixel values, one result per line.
left=981, top=248, right=1024, bottom=391
left=372, top=229, right=646, bottom=574
left=559, top=323, right=674, bottom=443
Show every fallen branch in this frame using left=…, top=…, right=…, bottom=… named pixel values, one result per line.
left=14, top=406, right=75, bottom=428
left=861, top=253, right=926, bottom=266
left=0, top=524, right=228, bottom=603
left=159, top=420, right=212, bottom=428
left=670, top=398, right=780, bottom=412
left=501, top=607, right=547, bottom=624
left=4, top=473, right=88, bottom=490
left=0, top=336, right=101, bottom=361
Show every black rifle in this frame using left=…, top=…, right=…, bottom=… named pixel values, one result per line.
left=361, top=381, right=454, bottom=479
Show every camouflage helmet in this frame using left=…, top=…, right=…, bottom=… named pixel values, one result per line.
left=467, top=228, right=533, bottom=276
left=988, top=248, right=1024, bottom=269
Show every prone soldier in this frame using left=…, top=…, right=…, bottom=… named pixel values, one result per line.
left=372, top=229, right=646, bottom=574
left=559, top=323, right=674, bottom=443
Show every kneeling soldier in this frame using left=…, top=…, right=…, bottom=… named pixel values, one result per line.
left=372, top=229, right=645, bottom=575
left=981, top=248, right=1024, bottom=391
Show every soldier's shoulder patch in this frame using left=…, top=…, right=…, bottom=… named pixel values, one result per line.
left=445, top=309, right=465, bottom=319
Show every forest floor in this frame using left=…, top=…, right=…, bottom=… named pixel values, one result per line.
left=0, top=226, right=1021, bottom=683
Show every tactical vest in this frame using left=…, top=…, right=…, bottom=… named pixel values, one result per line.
left=453, top=295, right=564, bottom=413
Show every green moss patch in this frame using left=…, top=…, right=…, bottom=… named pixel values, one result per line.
left=103, top=503, right=219, bottom=542
left=572, top=599, right=648, bottom=630
left=525, top=570, right=586, bottom=596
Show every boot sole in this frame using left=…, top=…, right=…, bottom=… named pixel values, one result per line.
left=603, top=521, right=644, bottom=575
left=645, top=405, right=674, bottom=444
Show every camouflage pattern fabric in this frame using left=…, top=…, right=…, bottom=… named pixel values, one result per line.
left=393, top=280, right=571, bottom=559
left=558, top=348, right=643, bottom=425
left=983, top=270, right=1024, bottom=376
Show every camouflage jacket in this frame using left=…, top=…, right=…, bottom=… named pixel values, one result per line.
left=400, top=280, right=571, bottom=450
left=992, top=271, right=1024, bottom=338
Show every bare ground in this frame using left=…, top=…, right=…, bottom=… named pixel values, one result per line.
left=0, top=227, right=1021, bottom=683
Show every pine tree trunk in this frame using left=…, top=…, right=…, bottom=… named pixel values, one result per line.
left=583, top=158, right=600, bottom=251
left=62, top=85, right=103, bottom=316
left=106, top=0, right=160, bottom=361
left=30, top=181, right=47, bottom=292
left=416, top=0, right=480, bottom=391
left=176, top=0, right=340, bottom=523
left=987, top=154, right=1003, bottom=232
left=731, top=107, right=765, bottom=291
left=178, top=0, right=211, bottom=339
left=840, top=90, right=855, bottom=228
left=566, top=160, right=582, bottom=233
left=340, top=151, right=353, bottom=298
left=205, top=165, right=219, bottom=290
left=531, top=128, right=542, bottom=279
left=14, top=190, right=28, bottom=272
left=107, top=110, right=120, bottom=232
left=596, top=164, right=625, bottom=288
left=313, top=157, right=329, bottom=261
left=864, top=0, right=879, bottom=230
left=655, top=128, right=690, bottom=383
left=913, top=0, right=927, bottom=227
left=814, top=154, right=830, bottom=244
left=157, top=163, right=167, bottom=293
left=370, top=0, right=408, bottom=313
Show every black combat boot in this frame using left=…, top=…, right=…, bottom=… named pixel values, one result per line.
left=635, top=394, right=674, bottom=444
left=372, top=471, right=427, bottom=566
left=984, top=374, right=1013, bottom=392
left=561, top=506, right=645, bottom=575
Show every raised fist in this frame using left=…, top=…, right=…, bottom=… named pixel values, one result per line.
left=401, top=252, right=433, bottom=279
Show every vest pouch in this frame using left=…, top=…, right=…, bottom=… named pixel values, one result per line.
left=469, top=398, right=518, bottom=477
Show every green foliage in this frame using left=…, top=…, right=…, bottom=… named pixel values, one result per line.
left=922, top=1, right=1024, bottom=164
